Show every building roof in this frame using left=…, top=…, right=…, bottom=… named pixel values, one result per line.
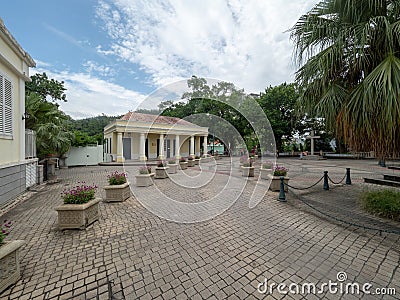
left=120, top=112, right=197, bottom=127
left=0, top=18, right=36, bottom=67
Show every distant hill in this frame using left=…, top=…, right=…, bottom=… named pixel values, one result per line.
left=68, top=115, right=120, bottom=136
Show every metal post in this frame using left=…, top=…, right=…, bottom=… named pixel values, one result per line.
left=323, top=171, right=329, bottom=190
left=278, top=176, right=286, bottom=202
left=345, top=168, right=352, bottom=185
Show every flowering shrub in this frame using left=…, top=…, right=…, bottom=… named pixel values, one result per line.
left=139, top=166, right=152, bottom=174
left=273, top=166, right=288, bottom=176
left=188, top=156, right=194, bottom=161
left=157, top=160, right=167, bottom=167
left=107, top=171, right=127, bottom=185
left=262, top=162, right=273, bottom=169
left=61, top=183, right=97, bottom=204
left=0, top=220, right=12, bottom=245
left=179, top=157, right=187, bottom=162
left=168, top=158, right=176, bottom=164
left=195, top=155, right=200, bottom=159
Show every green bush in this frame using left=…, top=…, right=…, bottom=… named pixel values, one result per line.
left=360, top=190, right=400, bottom=221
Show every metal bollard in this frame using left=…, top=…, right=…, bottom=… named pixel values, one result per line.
left=278, top=176, right=286, bottom=202
left=346, top=168, right=352, bottom=185
left=323, top=171, right=329, bottom=190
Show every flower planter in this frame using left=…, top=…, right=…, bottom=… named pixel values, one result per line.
left=135, top=173, right=155, bottom=187
left=155, top=167, right=169, bottom=179
left=103, top=182, right=130, bottom=202
left=268, top=175, right=289, bottom=192
left=241, top=166, right=255, bottom=177
left=179, top=162, right=188, bottom=170
left=56, top=198, right=101, bottom=230
left=0, top=240, right=25, bottom=294
left=260, top=168, right=272, bottom=179
left=187, top=160, right=195, bottom=167
left=194, top=159, right=200, bottom=165
left=167, top=164, right=178, bottom=174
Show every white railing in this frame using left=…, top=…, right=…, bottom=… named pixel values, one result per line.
left=25, top=129, right=36, bottom=158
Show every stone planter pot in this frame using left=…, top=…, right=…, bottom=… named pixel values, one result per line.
left=187, top=160, right=195, bottom=167
left=155, top=167, right=169, bottom=179
left=179, top=162, right=188, bottom=170
left=56, top=198, right=101, bottom=230
left=268, top=175, right=289, bottom=192
left=167, top=164, right=178, bottom=174
left=0, top=240, right=25, bottom=294
left=260, top=168, right=272, bottom=179
left=103, top=182, right=130, bottom=202
left=194, top=159, right=200, bottom=165
left=241, top=166, right=255, bottom=177
left=135, top=173, right=155, bottom=187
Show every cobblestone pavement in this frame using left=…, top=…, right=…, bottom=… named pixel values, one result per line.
left=0, top=158, right=399, bottom=299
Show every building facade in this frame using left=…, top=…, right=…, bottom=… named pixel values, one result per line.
left=0, top=19, right=36, bottom=206
left=104, top=112, right=209, bottom=162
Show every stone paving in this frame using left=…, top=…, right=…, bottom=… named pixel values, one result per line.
left=0, top=157, right=399, bottom=299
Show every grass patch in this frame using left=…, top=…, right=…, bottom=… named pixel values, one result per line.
left=360, top=190, right=400, bottom=222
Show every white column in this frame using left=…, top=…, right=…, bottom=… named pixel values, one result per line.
left=175, top=135, right=181, bottom=159
left=116, top=132, right=124, bottom=162
left=190, top=135, right=195, bottom=157
left=159, top=134, right=165, bottom=160
left=139, top=133, right=147, bottom=161
left=203, top=136, right=208, bottom=157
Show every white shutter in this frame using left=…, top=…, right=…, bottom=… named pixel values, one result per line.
left=4, top=78, right=12, bottom=135
left=0, top=75, right=3, bottom=134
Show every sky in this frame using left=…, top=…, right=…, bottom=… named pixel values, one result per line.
left=2, top=0, right=317, bottom=119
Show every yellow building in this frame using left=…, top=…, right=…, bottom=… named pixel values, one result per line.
left=104, top=112, right=209, bottom=162
left=0, top=19, right=36, bottom=205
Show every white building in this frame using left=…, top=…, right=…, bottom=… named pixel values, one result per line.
left=104, top=112, right=209, bottom=162
left=0, top=19, right=36, bottom=206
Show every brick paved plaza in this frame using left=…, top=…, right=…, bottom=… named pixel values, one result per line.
left=0, top=158, right=399, bottom=299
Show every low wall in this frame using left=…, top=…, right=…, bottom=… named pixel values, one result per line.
left=0, top=159, right=38, bottom=207
left=65, top=145, right=103, bottom=166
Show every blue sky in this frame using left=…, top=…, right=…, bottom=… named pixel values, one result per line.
left=2, top=0, right=317, bottom=119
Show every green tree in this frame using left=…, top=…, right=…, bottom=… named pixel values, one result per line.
left=26, top=73, right=67, bottom=102
left=25, top=73, right=73, bottom=158
left=290, top=0, right=400, bottom=162
left=258, top=83, right=302, bottom=153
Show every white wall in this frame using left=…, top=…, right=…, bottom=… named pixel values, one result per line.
left=65, top=145, right=103, bottom=166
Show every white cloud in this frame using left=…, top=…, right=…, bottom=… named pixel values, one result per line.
left=95, top=0, right=317, bottom=92
left=83, top=60, right=116, bottom=78
left=32, top=67, right=145, bottom=119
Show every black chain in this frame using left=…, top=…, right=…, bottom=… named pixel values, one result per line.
left=328, top=173, right=346, bottom=185
left=284, top=175, right=324, bottom=190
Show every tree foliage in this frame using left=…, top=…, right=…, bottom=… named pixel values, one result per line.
left=258, top=83, right=304, bottom=152
left=25, top=73, right=73, bottom=158
left=291, top=0, right=400, bottom=160
left=26, top=73, right=67, bottom=102
left=26, top=93, right=73, bottom=158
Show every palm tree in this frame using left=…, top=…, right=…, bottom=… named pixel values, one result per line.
left=290, top=0, right=400, bottom=163
left=26, top=92, right=74, bottom=158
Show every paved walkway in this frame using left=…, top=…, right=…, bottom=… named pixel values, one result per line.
left=0, top=158, right=399, bottom=299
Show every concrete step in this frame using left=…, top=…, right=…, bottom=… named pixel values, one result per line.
left=383, top=174, right=400, bottom=182
left=364, top=177, right=400, bottom=187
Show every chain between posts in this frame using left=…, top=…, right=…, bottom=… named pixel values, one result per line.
left=278, top=168, right=352, bottom=202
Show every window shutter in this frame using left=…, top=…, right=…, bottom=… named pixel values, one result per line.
left=4, top=78, right=12, bottom=135
left=0, top=75, right=3, bottom=133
